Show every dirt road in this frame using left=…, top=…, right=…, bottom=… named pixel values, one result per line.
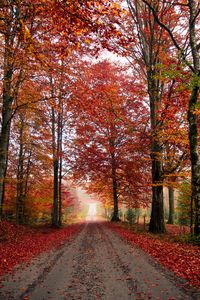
left=0, top=222, right=199, bottom=300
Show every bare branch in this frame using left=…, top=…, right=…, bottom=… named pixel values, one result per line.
left=140, top=0, right=195, bottom=72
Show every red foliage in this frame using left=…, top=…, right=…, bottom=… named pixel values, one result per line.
left=0, top=221, right=82, bottom=278
left=108, top=223, right=200, bottom=289
left=166, top=224, right=190, bottom=236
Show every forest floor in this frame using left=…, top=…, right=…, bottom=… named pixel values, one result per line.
left=0, top=221, right=200, bottom=300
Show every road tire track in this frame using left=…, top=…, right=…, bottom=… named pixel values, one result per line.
left=0, top=222, right=199, bottom=300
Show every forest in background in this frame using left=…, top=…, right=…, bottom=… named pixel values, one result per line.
left=0, top=0, right=200, bottom=236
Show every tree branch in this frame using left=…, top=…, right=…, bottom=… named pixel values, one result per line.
left=140, top=0, right=195, bottom=72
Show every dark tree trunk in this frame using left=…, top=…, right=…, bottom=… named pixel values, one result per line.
left=24, top=148, right=32, bottom=196
left=111, top=152, right=120, bottom=222
left=16, top=118, right=25, bottom=224
left=188, top=0, right=200, bottom=235
left=167, top=186, right=175, bottom=224
left=190, top=192, right=193, bottom=234
left=111, top=174, right=120, bottom=221
left=52, top=158, right=59, bottom=227
left=0, top=37, right=14, bottom=218
left=58, top=155, right=62, bottom=227
left=50, top=78, right=62, bottom=228
left=188, top=85, right=200, bottom=235
left=51, top=102, right=59, bottom=228
left=58, top=100, right=63, bottom=227
left=149, top=143, right=165, bottom=233
left=148, top=71, right=165, bottom=233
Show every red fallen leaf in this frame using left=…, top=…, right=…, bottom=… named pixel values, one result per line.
left=125, top=276, right=132, bottom=280
left=107, top=223, right=200, bottom=289
left=0, top=221, right=83, bottom=279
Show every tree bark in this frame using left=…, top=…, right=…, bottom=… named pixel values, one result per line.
left=51, top=102, right=59, bottom=227
left=188, top=0, right=200, bottom=235
left=111, top=151, right=120, bottom=222
left=0, top=35, right=14, bottom=218
left=58, top=100, right=63, bottom=227
left=24, top=148, right=32, bottom=197
left=149, top=142, right=165, bottom=233
left=188, top=86, right=200, bottom=235
left=16, top=117, right=25, bottom=224
left=50, top=77, right=61, bottom=228
left=148, top=69, right=165, bottom=233
left=167, top=186, right=175, bottom=224
left=52, top=158, right=59, bottom=227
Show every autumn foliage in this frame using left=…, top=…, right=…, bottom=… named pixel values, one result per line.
left=67, top=60, right=151, bottom=211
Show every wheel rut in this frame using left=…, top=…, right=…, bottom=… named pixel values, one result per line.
left=0, top=222, right=199, bottom=300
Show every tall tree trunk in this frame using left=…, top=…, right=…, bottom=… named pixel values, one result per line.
left=188, top=87, right=200, bottom=235
left=24, top=148, right=32, bottom=196
left=149, top=142, right=165, bottom=233
left=190, top=192, right=193, bottom=234
left=51, top=104, right=59, bottom=227
left=50, top=77, right=60, bottom=227
left=0, top=36, right=14, bottom=218
left=58, top=155, right=62, bottom=226
left=16, top=117, right=25, bottom=224
left=148, top=71, right=165, bottom=233
left=50, top=77, right=65, bottom=228
left=188, top=0, right=200, bottom=235
left=52, top=158, right=59, bottom=227
left=126, top=0, right=165, bottom=233
left=111, top=152, right=120, bottom=221
left=58, top=101, right=63, bottom=227
left=167, top=186, right=175, bottom=224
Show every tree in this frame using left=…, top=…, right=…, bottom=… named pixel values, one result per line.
left=67, top=60, right=151, bottom=221
left=0, top=0, right=127, bottom=219
left=159, top=70, right=190, bottom=224
left=126, top=208, right=136, bottom=225
left=0, top=0, right=32, bottom=217
left=125, top=0, right=176, bottom=232
left=15, top=113, right=33, bottom=224
left=139, top=0, right=200, bottom=235
left=48, top=70, right=65, bottom=227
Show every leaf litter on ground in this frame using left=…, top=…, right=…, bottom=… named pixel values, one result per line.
left=0, top=221, right=82, bottom=278
left=107, top=222, right=200, bottom=289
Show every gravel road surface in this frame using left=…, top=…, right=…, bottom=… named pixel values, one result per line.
left=0, top=222, right=199, bottom=300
